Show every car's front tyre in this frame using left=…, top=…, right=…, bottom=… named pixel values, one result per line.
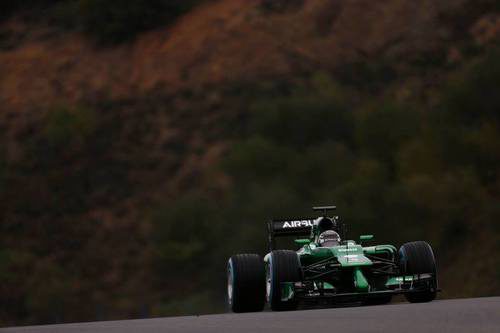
left=399, top=241, right=438, bottom=303
left=267, top=250, right=302, bottom=311
left=227, top=254, right=266, bottom=312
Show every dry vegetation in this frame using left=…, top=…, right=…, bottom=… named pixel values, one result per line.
left=0, top=0, right=499, bottom=326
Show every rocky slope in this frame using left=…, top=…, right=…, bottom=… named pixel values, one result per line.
left=1, top=0, right=499, bottom=325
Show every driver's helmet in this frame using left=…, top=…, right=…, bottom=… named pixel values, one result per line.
left=318, top=230, right=341, bottom=247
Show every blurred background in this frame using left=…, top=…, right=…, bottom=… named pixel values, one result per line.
left=0, top=0, right=499, bottom=326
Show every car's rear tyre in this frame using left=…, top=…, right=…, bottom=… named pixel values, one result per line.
left=399, top=241, right=437, bottom=303
left=227, top=254, right=266, bottom=312
left=267, top=250, right=302, bottom=311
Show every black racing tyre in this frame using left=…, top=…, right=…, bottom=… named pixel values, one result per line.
left=399, top=241, right=437, bottom=303
left=267, top=250, right=302, bottom=311
left=227, top=254, right=266, bottom=312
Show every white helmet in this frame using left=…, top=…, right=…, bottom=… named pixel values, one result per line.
left=318, top=230, right=341, bottom=247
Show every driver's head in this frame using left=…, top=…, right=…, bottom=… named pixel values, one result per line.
left=318, top=230, right=341, bottom=247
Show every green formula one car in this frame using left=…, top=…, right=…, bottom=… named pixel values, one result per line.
left=227, top=205, right=439, bottom=312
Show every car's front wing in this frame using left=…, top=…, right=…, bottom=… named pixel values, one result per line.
left=282, top=273, right=439, bottom=304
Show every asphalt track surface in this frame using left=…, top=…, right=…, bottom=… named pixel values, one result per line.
left=2, top=297, right=499, bottom=333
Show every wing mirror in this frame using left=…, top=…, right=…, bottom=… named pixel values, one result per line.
left=359, top=235, right=374, bottom=244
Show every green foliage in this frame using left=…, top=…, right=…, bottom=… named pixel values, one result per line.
left=0, top=1, right=63, bottom=21
left=442, top=49, right=500, bottom=125
left=147, top=55, right=500, bottom=316
left=43, top=105, right=97, bottom=150
left=203, top=53, right=500, bottom=298
left=24, top=259, right=73, bottom=323
left=223, top=137, right=295, bottom=183
left=2, top=104, right=129, bottom=218
left=2, top=43, right=500, bottom=326
left=248, top=75, right=354, bottom=148
left=428, top=49, right=500, bottom=184
left=250, top=97, right=353, bottom=148
left=0, top=250, right=11, bottom=281
left=0, top=103, right=135, bottom=324
left=0, top=150, right=6, bottom=190
left=355, top=102, right=420, bottom=168
left=260, top=0, right=304, bottom=13
left=334, top=60, right=397, bottom=91
left=151, top=193, right=221, bottom=276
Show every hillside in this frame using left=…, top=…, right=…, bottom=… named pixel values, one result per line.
left=1, top=0, right=499, bottom=326
left=2, top=0, right=498, bottom=112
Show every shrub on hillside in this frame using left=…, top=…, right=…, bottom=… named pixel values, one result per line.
left=260, top=0, right=304, bottom=13
left=248, top=75, right=354, bottom=148
left=78, top=0, right=201, bottom=43
left=1, top=0, right=202, bottom=43
left=1, top=1, right=56, bottom=21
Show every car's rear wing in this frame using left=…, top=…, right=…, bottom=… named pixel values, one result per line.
left=268, top=205, right=339, bottom=250
left=268, top=219, right=315, bottom=250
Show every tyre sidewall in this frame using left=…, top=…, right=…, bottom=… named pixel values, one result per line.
left=227, top=254, right=266, bottom=312
left=227, top=258, right=236, bottom=309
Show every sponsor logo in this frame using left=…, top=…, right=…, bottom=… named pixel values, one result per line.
left=395, top=277, right=413, bottom=282
left=338, top=247, right=358, bottom=252
left=282, top=220, right=313, bottom=228
left=344, top=254, right=360, bottom=262
left=395, top=274, right=431, bottom=282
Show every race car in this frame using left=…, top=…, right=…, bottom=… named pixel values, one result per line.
left=227, top=205, right=439, bottom=312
